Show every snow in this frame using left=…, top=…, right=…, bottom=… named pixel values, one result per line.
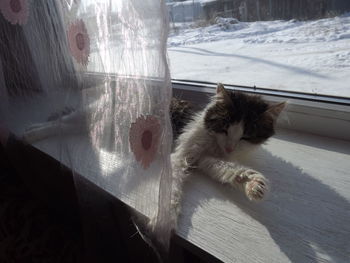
left=167, top=0, right=217, bottom=6
left=168, top=13, right=350, bottom=97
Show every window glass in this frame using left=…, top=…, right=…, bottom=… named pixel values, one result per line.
left=167, top=0, right=350, bottom=98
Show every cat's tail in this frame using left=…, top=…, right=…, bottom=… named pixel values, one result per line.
left=129, top=210, right=169, bottom=263
left=170, top=98, right=194, bottom=140
left=129, top=162, right=191, bottom=262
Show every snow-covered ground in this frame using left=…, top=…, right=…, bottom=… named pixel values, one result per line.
left=168, top=14, right=350, bottom=97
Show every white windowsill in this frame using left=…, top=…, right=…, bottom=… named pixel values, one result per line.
left=5, top=78, right=350, bottom=262
left=18, top=125, right=349, bottom=262
left=23, top=126, right=350, bottom=262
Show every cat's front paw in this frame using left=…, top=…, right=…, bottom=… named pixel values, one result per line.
left=22, top=129, right=40, bottom=143
left=22, top=123, right=48, bottom=143
left=236, top=171, right=269, bottom=201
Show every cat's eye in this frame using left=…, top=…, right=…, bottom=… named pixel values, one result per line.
left=241, top=135, right=250, bottom=141
left=222, top=130, right=228, bottom=135
left=218, top=129, right=228, bottom=135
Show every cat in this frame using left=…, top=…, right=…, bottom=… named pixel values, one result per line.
left=170, top=83, right=285, bottom=226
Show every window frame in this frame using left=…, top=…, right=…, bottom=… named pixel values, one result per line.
left=82, top=73, right=350, bottom=141
left=172, top=79, right=350, bottom=141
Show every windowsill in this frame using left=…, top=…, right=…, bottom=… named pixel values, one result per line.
left=3, top=77, right=350, bottom=262
left=9, top=123, right=350, bottom=262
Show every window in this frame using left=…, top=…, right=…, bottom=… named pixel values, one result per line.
left=80, top=0, right=350, bottom=141
left=167, top=0, right=350, bottom=98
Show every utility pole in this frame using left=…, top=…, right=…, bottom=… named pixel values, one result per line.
left=192, top=0, right=195, bottom=22
left=256, top=0, right=261, bottom=20
left=269, top=0, right=273, bottom=19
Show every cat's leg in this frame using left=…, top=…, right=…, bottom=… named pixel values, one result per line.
left=170, top=162, right=190, bottom=228
left=23, top=110, right=87, bottom=143
left=170, top=149, right=199, bottom=228
left=197, top=157, right=269, bottom=201
left=23, top=121, right=76, bottom=143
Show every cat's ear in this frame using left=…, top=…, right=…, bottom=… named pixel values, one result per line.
left=216, top=83, right=231, bottom=104
left=266, top=102, right=286, bottom=121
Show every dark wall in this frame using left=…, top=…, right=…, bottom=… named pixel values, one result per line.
left=201, top=0, right=350, bottom=22
left=334, top=0, right=350, bottom=11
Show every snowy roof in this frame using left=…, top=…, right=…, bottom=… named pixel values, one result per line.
left=198, top=0, right=218, bottom=5
left=167, top=0, right=218, bottom=7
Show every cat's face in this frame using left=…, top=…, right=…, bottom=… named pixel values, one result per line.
left=204, top=84, right=285, bottom=156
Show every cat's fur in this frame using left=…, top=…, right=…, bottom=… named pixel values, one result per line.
left=170, top=84, right=285, bottom=226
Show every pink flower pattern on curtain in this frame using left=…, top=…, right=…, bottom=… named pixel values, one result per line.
left=129, top=115, right=161, bottom=169
left=67, top=19, right=90, bottom=66
left=0, top=0, right=29, bottom=25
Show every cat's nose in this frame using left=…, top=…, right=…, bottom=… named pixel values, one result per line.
left=225, top=146, right=234, bottom=153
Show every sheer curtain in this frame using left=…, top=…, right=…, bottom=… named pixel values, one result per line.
left=0, top=0, right=173, bottom=255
